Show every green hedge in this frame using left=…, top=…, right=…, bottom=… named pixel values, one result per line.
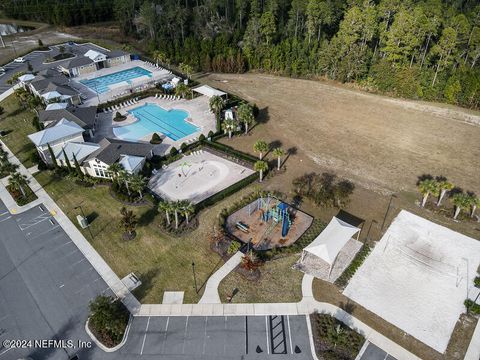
left=195, top=172, right=258, bottom=211
left=335, top=244, right=371, bottom=288
left=202, top=140, right=258, bottom=163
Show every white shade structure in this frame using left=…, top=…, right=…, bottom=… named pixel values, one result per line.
left=301, top=217, right=360, bottom=265
left=192, top=85, right=227, bottom=98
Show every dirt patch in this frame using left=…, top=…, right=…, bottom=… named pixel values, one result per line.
left=200, top=73, right=480, bottom=196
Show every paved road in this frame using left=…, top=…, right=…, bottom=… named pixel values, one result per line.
left=359, top=342, right=398, bottom=360
left=0, top=42, right=108, bottom=94
left=0, top=200, right=113, bottom=360
left=0, top=199, right=314, bottom=360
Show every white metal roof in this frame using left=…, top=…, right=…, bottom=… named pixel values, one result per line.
left=192, top=85, right=226, bottom=98
left=56, top=142, right=100, bottom=162
left=304, top=217, right=360, bottom=265
left=41, top=91, right=62, bottom=100
left=18, top=74, right=35, bottom=82
left=28, top=118, right=84, bottom=146
left=119, top=155, right=144, bottom=173
left=84, top=49, right=106, bottom=62
left=45, top=103, right=68, bottom=111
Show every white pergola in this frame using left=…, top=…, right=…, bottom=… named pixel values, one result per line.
left=192, top=85, right=227, bottom=98
left=301, top=217, right=361, bottom=274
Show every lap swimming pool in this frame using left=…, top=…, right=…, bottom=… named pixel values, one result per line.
left=113, top=103, right=199, bottom=142
left=80, top=66, right=152, bottom=93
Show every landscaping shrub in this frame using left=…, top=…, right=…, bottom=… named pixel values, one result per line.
left=198, top=134, right=205, bottom=141
left=311, top=313, right=364, bottom=360
left=88, top=296, right=129, bottom=348
left=227, top=240, right=241, bottom=254
left=6, top=184, right=37, bottom=206
left=113, top=112, right=127, bottom=122
left=207, top=130, right=214, bottom=138
left=169, top=146, right=178, bottom=156
left=150, top=133, right=162, bottom=144
left=202, top=141, right=257, bottom=163
left=465, top=299, right=480, bottom=315
left=335, top=244, right=371, bottom=288
left=474, top=276, right=480, bottom=288
left=180, top=142, right=187, bottom=151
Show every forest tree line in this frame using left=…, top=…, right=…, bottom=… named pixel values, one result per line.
left=2, top=0, right=480, bottom=109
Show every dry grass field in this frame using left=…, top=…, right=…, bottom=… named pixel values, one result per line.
left=201, top=73, right=480, bottom=195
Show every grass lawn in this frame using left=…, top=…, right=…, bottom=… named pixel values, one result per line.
left=35, top=170, right=263, bottom=303
left=218, top=254, right=303, bottom=303
left=0, top=95, right=38, bottom=168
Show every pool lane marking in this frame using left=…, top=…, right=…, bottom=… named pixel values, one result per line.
left=265, top=316, right=270, bottom=354
left=140, top=316, right=150, bottom=355
left=287, top=315, right=293, bottom=354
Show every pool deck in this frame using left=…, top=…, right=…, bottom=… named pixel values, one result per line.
left=94, top=95, right=216, bottom=155
left=70, top=60, right=173, bottom=105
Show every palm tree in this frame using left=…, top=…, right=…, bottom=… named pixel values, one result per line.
left=209, top=95, right=225, bottom=118
left=119, top=207, right=138, bottom=239
left=469, top=194, right=479, bottom=218
left=221, top=119, right=236, bottom=138
left=253, top=140, right=269, bottom=160
left=237, top=103, right=255, bottom=134
left=180, top=200, right=194, bottom=224
left=254, top=160, right=268, bottom=182
left=451, top=193, right=473, bottom=220
left=417, top=178, right=438, bottom=207
left=179, top=63, right=193, bottom=79
left=8, top=172, right=29, bottom=198
left=158, top=201, right=172, bottom=225
left=129, top=174, right=146, bottom=199
left=436, top=180, right=454, bottom=206
left=272, top=148, right=285, bottom=170
left=152, top=50, right=169, bottom=66
left=171, top=201, right=181, bottom=229
left=175, top=83, right=189, bottom=98
left=108, top=162, right=123, bottom=183
left=117, top=170, right=131, bottom=196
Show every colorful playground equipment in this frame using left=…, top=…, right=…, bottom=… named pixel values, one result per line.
left=248, top=195, right=292, bottom=239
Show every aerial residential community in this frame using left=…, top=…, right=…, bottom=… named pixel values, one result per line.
left=0, top=1, right=479, bottom=360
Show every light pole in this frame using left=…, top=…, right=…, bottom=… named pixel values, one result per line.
left=192, top=261, right=198, bottom=293
left=74, top=205, right=94, bottom=241
left=381, top=194, right=397, bottom=232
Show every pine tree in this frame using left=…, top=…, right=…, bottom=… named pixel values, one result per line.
left=72, top=154, right=84, bottom=179
left=47, top=143, right=58, bottom=168
left=62, top=149, right=73, bottom=173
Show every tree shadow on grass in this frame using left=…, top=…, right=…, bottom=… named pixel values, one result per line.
left=132, top=267, right=161, bottom=302
left=251, top=107, right=270, bottom=132
left=137, top=205, right=158, bottom=226
left=416, top=173, right=433, bottom=185
left=339, top=300, right=356, bottom=315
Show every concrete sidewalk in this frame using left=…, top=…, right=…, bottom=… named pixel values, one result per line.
left=199, top=251, right=243, bottom=304
left=0, top=140, right=140, bottom=313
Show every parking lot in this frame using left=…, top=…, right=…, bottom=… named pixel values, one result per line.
left=0, top=201, right=113, bottom=360
left=358, top=342, right=398, bottom=360
left=120, top=315, right=312, bottom=359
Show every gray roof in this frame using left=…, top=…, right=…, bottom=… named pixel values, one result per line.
left=30, top=72, right=69, bottom=92
left=61, top=56, right=94, bottom=70
left=87, top=138, right=153, bottom=166
left=40, top=83, right=78, bottom=97
left=39, top=106, right=97, bottom=129
left=108, top=49, right=129, bottom=58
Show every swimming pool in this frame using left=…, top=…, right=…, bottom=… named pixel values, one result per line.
left=113, top=103, right=199, bottom=141
left=80, top=66, right=152, bottom=93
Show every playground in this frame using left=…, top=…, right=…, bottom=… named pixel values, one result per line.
left=148, top=150, right=255, bottom=204
left=226, top=196, right=313, bottom=250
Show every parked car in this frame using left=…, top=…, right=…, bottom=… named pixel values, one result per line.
left=14, top=57, right=26, bottom=63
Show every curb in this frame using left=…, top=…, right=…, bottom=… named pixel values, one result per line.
left=85, top=314, right=132, bottom=353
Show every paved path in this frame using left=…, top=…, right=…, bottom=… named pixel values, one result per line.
left=0, top=140, right=140, bottom=313
left=199, top=251, right=243, bottom=304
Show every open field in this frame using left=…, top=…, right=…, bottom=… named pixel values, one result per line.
left=201, top=73, right=480, bottom=195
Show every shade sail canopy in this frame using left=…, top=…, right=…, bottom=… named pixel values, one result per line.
left=304, top=217, right=360, bottom=265
left=192, top=85, right=226, bottom=98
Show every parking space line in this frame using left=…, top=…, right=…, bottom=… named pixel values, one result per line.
left=0, top=347, right=13, bottom=356
left=72, top=258, right=86, bottom=266
left=287, top=315, right=293, bottom=354
left=223, top=316, right=227, bottom=355
left=202, top=317, right=208, bottom=355
left=181, top=316, right=189, bottom=354
left=265, top=316, right=270, bottom=355
left=161, top=317, right=170, bottom=354
left=0, top=216, right=12, bottom=223
left=52, top=240, right=72, bottom=250
left=0, top=211, right=8, bottom=217
left=140, top=316, right=150, bottom=355
left=25, top=225, right=59, bottom=239
left=245, top=316, right=248, bottom=354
